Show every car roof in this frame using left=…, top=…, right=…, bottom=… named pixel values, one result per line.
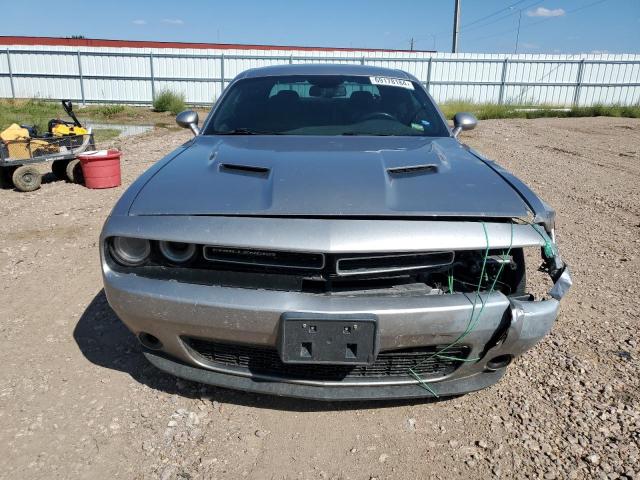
left=236, top=63, right=419, bottom=81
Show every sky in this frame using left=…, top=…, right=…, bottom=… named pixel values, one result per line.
left=2, top=0, right=639, bottom=54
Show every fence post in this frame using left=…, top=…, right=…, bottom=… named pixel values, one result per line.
left=425, top=57, right=433, bottom=94
left=498, top=58, right=509, bottom=104
left=361, top=56, right=365, bottom=65
left=6, top=48, right=15, bottom=98
left=289, top=54, right=293, bottom=64
left=149, top=52, right=156, bottom=102
left=77, top=51, right=85, bottom=105
left=573, top=59, right=585, bottom=107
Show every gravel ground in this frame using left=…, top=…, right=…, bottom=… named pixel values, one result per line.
left=0, top=117, right=638, bottom=480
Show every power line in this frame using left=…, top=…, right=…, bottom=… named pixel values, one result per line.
left=394, top=0, right=607, bottom=53
left=460, top=0, right=529, bottom=29
left=411, top=0, right=540, bottom=48
left=524, top=0, right=608, bottom=29
left=459, top=0, right=542, bottom=35
left=415, top=0, right=531, bottom=41
left=463, top=0, right=609, bottom=45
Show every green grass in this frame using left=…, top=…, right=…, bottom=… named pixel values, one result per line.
left=90, top=104, right=126, bottom=119
left=152, top=90, right=186, bottom=115
left=439, top=101, right=640, bottom=120
left=0, top=99, right=61, bottom=133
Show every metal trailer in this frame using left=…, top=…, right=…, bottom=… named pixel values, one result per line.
left=0, top=131, right=95, bottom=191
left=0, top=100, right=96, bottom=192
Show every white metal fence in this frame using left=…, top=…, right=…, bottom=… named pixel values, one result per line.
left=1, top=46, right=639, bottom=107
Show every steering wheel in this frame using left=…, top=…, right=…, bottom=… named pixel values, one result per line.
left=358, top=111, right=399, bottom=122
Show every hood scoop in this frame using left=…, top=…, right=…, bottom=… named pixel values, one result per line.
left=219, top=162, right=271, bottom=178
left=386, top=163, right=439, bottom=177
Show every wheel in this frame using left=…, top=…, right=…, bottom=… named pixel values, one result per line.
left=12, top=165, right=42, bottom=192
left=0, top=166, right=18, bottom=189
left=66, top=159, right=84, bottom=184
left=52, top=159, right=70, bottom=180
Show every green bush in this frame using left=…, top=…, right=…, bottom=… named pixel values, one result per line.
left=94, top=104, right=125, bottom=118
left=153, top=90, right=186, bottom=115
left=439, top=101, right=640, bottom=121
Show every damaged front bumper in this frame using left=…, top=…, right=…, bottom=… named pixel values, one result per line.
left=101, top=216, right=572, bottom=400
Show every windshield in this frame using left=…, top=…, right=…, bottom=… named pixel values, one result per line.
left=205, top=74, right=449, bottom=137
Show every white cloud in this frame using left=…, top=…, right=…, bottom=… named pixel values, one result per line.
left=132, top=19, right=147, bottom=25
left=590, top=49, right=609, bottom=54
left=161, top=18, right=184, bottom=25
left=526, top=7, right=566, bottom=17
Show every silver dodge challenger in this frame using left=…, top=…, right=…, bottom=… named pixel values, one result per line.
left=100, top=64, right=572, bottom=400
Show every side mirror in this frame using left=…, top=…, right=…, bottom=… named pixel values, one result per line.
left=452, top=112, right=478, bottom=138
left=176, top=110, right=200, bottom=136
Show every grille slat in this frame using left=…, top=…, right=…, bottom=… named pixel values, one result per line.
left=203, top=246, right=325, bottom=270
left=186, top=338, right=469, bottom=381
left=336, top=251, right=455, bottom=276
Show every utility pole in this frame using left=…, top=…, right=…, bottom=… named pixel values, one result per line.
left=452, top=0, right=461, bottom=53
left=410, top=37, right=414, bottom=51
left=514, top=9, right=522, bottom=54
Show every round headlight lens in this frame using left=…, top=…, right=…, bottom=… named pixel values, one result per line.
left=110, top=237, right=151, bottom=266
left=159, top=241, right=196, bottom=264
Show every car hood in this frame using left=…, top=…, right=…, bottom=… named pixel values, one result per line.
left=129, top=135, right=531, bottom=218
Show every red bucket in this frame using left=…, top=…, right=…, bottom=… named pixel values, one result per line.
left=78, top=149, right=122, bottom=189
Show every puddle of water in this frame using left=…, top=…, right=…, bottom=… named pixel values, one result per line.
left=84, top=123, right=154, bottom=137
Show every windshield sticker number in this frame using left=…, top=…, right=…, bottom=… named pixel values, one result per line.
left=369, top=76, right=415, bottom=90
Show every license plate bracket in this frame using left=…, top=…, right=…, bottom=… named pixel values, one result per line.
left=279, top=313, right=378, bottom=365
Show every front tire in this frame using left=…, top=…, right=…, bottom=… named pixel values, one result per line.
left=12, top=165, right=42, bottom=192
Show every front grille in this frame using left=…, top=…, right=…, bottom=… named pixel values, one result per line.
left=185, top=338, right=470, bottom=381
left=203, top=246, right=324, bottom=270
left=202, top=246, right=454, bottom=277
left=111, top=242, right=464, bottom=294
left=336, top=251, right=454, bottom=276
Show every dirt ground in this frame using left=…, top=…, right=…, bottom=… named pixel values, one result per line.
left=1, top=117, right=638, bottom=480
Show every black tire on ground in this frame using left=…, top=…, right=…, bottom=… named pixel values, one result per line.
left=52, top=159, right=71, bottom=180
left=0, top=166, right=18, bottom=189
left=66, top=159, right=84, bottom=184
left=12, top=165, right=42, bottom=192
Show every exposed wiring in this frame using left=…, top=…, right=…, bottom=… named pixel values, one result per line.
left=454, top=277, right=513, bottom=295
left=515, top=218, right=557, bottom=257
left=409, top=221, right=515, bottom=396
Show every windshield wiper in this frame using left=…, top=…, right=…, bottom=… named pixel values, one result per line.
left=341, top=132, right=393, bottom=136
left=213, top=128, right=281, bottom=135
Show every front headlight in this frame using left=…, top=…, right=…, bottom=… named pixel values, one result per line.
left=110, top=237, right=151, bottom=266
left=158, top=241, right=196, bottom=263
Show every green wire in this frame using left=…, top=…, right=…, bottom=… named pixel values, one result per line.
left=517, top=219, right=557, bottom=258
left=408, top=369, right=440, bottom=398
left=411, top=221, right=515, bottom=395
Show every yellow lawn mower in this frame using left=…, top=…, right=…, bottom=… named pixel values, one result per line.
left=0, top=100, right=95, bottom=192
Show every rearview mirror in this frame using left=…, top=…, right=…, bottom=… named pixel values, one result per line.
left=176, top=110, right=200, bottom=136
left=452, top=112, right=478, bottom=138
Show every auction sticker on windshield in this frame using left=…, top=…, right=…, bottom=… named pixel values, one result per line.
left=369, top=76, right=415, bottom=90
